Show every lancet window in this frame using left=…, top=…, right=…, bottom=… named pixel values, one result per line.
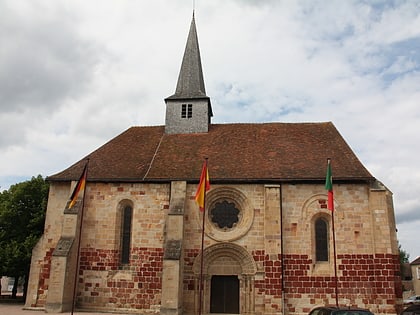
left=315, top=217, right=329, bottom=262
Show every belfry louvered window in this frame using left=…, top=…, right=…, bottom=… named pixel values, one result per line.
left=121, top=205, right=133, bottom=264
left=315, top=217, right=329, bottom=262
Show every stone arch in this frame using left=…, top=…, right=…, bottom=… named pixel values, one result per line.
left=301, top=193, right=330, bottom=220
left=192, top=243, right=257, bottom=314
left=303, top=197, right=337, bottom=275
left=193, top=242, right=257, bottom=276
left=301, top=193, right=341, bottom=220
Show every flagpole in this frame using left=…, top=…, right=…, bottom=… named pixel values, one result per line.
left=71, top=159, right=89, bottom=315
left=326, top=158, right=339, bottom=307
left=332, top=208, right=339, bottom=307
left=198, top=158, right=208, bottom=315
left=279, top=184, right=286, bottom=315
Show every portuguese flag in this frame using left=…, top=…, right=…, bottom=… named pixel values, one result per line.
left=325, top=158, right=334, bottom=211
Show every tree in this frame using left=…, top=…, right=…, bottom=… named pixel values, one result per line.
left=398, top=241, right=411, bottom=289
left=0, top=175, right=49, bottom=299
left=399, top=242, right=410, bottom=264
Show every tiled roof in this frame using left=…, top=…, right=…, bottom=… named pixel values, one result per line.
left=48, top=122, right=373, bottom=183
left=411, top=256, right=420, bottom=265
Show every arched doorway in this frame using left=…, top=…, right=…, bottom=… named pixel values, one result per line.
left=193, top=243, right=257, bottom=314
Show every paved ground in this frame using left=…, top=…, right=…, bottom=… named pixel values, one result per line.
left=0, top=303, right=132, bottom=315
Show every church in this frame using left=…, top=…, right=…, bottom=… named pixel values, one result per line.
left=26, top=14, right=402, bottom=315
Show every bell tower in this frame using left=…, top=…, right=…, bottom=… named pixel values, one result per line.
left=164, top=14, right=213, bottom=134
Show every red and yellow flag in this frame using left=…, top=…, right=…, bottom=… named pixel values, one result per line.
left=325, top=158, right=334, bottom=211
left=195, top=160, right=210, bottom=211
left=68, top=163, right=88, bottom=209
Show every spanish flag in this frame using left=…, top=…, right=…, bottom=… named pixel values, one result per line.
left=325, top=158, right=334, bottom=211
left=68, top=163, right=88, bottom=209
left=195, top=160, right=210, bottom=211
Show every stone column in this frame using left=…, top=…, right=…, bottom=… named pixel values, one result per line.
left=161, top=181, right=187, bottom=315
left=45, top=199, right=82, bottom=313
left=369, top=180, right=398, bottom=255
left=264, top=184, right=283, bottom=315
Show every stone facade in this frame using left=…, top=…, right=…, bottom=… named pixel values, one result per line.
left=26, top=180, right=402, bottom=314
left=25, top=13, right=402, bottom=315
left=410, top=257, right=420, bottom=295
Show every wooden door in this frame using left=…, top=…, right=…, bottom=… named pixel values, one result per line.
left=210, top=275, right=239, bottom=314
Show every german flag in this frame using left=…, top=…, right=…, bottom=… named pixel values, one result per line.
left=68, top=163, right=88, bottom=209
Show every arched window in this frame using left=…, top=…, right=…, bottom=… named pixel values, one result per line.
left=121, top=205, right=133, bottom=264
left=315, top=217, right=328, bottom=262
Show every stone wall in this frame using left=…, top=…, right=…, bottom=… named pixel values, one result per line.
left=165, top=99, right=210, bottom=134
left=25, top=180, right=401, bottom=314
left=181, top=183, right=401, bottom=315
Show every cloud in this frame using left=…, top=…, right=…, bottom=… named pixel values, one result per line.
left=0, top=0, right=419, bottom=258
left=0, top=2, right=99, bottom=110
left=0, top=1, right=100, bottom=148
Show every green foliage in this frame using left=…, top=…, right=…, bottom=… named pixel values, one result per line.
left=399, top=242, right=410, bottom=264
left=0, top=175, right=49, bottom=280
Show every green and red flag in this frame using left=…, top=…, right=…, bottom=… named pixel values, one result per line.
left=195, top=160, right=210, bottom=211
left=325, top=158, right=334, bottom=211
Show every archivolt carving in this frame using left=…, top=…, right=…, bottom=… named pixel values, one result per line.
left=192, top=242, right=257, bottom=275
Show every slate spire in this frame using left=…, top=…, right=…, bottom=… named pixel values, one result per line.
left=165, top=13, right=212, bottom=134
left=168, top=13, right=207, bottom=99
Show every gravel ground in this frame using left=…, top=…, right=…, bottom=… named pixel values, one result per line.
left=0, top=303, right=134, bottom=315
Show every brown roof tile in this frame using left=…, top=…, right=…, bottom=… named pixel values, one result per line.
left=411, top=256, right=420, bottom=265
left=48, top=122, right=373, bottom=183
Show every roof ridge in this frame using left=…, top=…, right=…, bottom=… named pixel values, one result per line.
left=130, top=122, right=333, bottom=128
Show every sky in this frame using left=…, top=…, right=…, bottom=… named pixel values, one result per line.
left=1, top=0, right=419, bottom=260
